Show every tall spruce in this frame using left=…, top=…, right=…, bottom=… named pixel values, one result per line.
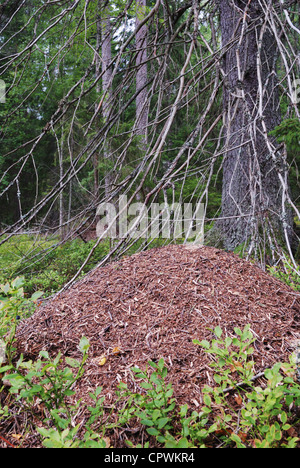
left=136, top=0, right=148, bottom=147
left=217, top=0, right=294, bottom=252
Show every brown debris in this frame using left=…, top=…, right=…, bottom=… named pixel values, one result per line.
left=15, top=244, right=300, bottom=409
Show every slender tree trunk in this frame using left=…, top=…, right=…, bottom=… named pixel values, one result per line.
left=135, top=0, right=148, bottom=202
left=94, top=3, right=113, bottom=200
left=136, top=0, right=148, bottom=147
left=217, top=0, right=293, bottom=252
left=94, top=2, right=101, bottom=198
left=67, top=130, right=74, bottom=237
left=101, top=6, right=113, bottom=200
left=59, top=108, right=65, bottom=240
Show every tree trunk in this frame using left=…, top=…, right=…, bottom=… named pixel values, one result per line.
left=136, top=0, right=148, bottom=147
left=217, top=0, right=293, bottom=252
left=59, top=117, right=64, bottom=239
left=101, top=5, right=113, bottom=200
left=94, top=2, right=101, bottom=198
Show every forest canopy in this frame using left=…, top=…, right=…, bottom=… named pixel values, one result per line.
left=0, top=0, right=299, bottom=288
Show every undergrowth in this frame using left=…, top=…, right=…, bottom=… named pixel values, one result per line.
left=268, top=256, right=300, bottom=292
left=0, top=235, right=110, bottom=296
left=0, top=278, right=299, bottom=448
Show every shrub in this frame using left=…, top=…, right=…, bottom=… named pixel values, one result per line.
left=268, top=258, right=300, bottom=292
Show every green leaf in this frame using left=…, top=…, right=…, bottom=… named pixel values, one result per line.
left=213, top=374, right=222, bottom=385
left=150, top=372, right=160, bottom=384
left=165, top=388, right=174, bottom=398
left=255, top=439, right=270, bottom=448
left=78, top=336, right=90, bottom=353
left=39, top=351, right=50, bottom=359
left=231, top=433, right=241, bottom=444
left=241, top=329, right=252, bottom=342
left=180, top=403, right=189, bottom=417
left=0, top=365, right=13, bottom=373
left=157, top=417, right=170, bottom=429
left=151, top=409, right=161, bottom=421
left=148, top=361, right=158, bottom=369
left=65, top=357, right=81, bottom=368
left=37, top=427, right=52, bottom=438
left=63, top=389, right=76, bottom=396
left=203, top=394, right=212, bottom=406
left=280, top=412, right=288, bottom=424
left=140, top=381, right=152, bottom=390
left=225, top=337, right=232, bottom=347
left=232, top=338, right=241, bottom=346
left=94, top=386, right=103, bottom=396
left=282, top=424, right=291, bottom=431
left=11, top=277, right=25, bottom=289
left=214, top=326, right=222, bottom=338
left=141, top=419, right=154, bottom=427
left=157, top=358, right=165, bottom=371
left=176, top=437, right=190, bottom=448
left=146, top=427, right=160, bottom=436
left=1, top=283, right=10, bottom=295
left=198, top=340, right=210, bottom=349
left=201, top=406, right=212, bottom=415
left=31, top=291, right=44, bottom=302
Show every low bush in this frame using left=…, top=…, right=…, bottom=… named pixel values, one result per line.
left=268, top=258, right=300, bottom=292
left=0, top=236, right=110, bottom=296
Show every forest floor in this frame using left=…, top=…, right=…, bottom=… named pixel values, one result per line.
left=6, top=243, right=299, bottom=448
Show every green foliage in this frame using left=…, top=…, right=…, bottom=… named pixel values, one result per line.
left=0, top=236, right=110, bottom=296
left=268, top=258, right=300, bottom=292
left=269, top=118, right=300, bottom=152
left=130, top=359, right=176, bottom=440
left=269, top=118, right=300, bottom=204
left=0, top=235, right=56, bottom=287
left=194, top=324, right=256, bottom=388
left=4, top=345, right=87, bottom=411
left=0, top=334, right=109, bottom=448
left=0, top=276, right=43, bottom=364
left=239, top=363, right=299, bottom=448
left=193, top=326, right=300, bottom=448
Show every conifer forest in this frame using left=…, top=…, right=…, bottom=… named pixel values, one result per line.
left=0, top=0, right=299, bottom=280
